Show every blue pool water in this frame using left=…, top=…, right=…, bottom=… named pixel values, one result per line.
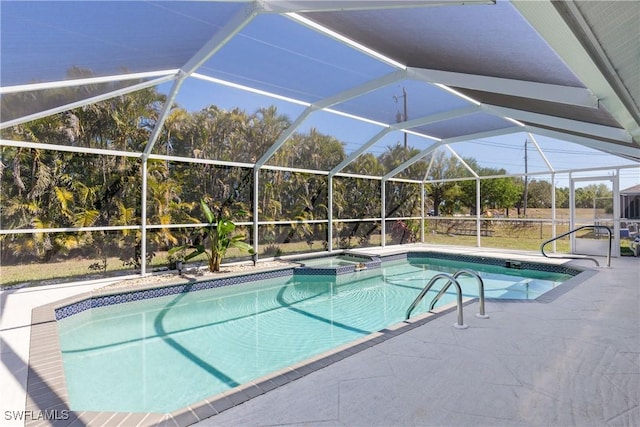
left=57, top=257, right=573, bottom=413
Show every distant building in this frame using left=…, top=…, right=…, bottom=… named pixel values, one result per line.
left=620, top=184, right=640, bottom=219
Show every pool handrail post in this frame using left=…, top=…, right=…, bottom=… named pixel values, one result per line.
left=540, top=224, right=612, bottom=268
left=428, top=269, right=488, bottom=319
left=405, top=272, right=468, bottom=329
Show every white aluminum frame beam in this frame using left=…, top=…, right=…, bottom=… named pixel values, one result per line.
left=0, top=139, right=141, bottom=158
left=482, top=104, right=633, bottom=144
left=0, top=75, right=176, bottom=129
left=524, top=125, right=640, bottom=160
left=255, top=70, right=406, bottom=167
left=527, top=133, right=555, bottom=173
left=0, top=70, right=180, bottom=95
left=383, top=141, right=447, bottom=180
left=408, top=67, right=599, bottom=108
left=192, top=73, right=311, bottom=107
left=512, top=0, right=640, bottom=142
left=1, top=225, right=139, bottom=236
left=330, top=128, right=391, bottom=176
left=446, top=144, right=480, bottom=178
left=149, top=153, right=254, bottom=169
left=255, top=109, right=315, bottom=168
left=264, top=1, right=494, bottom=13
left=389, top=105, right=480, bottom=132
left=442, top=127, right=522, bottom=145
left=142, top=4, right=259, bottom=159
left=333, top=106, right=480, bottom=177
left=423, top=150, right=438, bottom=181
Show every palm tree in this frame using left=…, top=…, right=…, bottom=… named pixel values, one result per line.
left=248, top=106, right=291, bottom=162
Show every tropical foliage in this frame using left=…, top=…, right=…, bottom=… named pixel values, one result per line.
left=0, top=82, right=601, bottom=273
left=168, top=199, right=253, bottom=272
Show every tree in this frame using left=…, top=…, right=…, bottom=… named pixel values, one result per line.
left=380, top=143, right=423, bottom=218
left=555, top=187, right=570, bottom=209
left=425, top=151, right=468, bottom=216
left=457, top=164, right=522, bottom=214
left=526, top=179, right=554, bottom=208
left=247, top=106, right=291, bottom=163
left=574, top=184, right=612, bottom=214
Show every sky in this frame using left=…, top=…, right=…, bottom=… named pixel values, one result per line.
left=161, top=77, right=639, bottom=191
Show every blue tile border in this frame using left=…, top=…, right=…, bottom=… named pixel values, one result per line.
left=54, top=268, right=295, bottom=320
left=405, top=251, right=582, bottom=276
left=55, top=251, right=580, bottom=320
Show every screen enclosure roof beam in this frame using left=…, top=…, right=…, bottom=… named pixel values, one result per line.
left=512, top=0, right=640, bottom=142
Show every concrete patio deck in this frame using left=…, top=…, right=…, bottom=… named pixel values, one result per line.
left=194, top=250, right=639, bottom=427
left=1, top=246, right=638, bottom=426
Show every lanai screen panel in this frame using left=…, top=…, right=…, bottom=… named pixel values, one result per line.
left=197, top=13, right=396, bottom=104
left=3, top=86, right=169, bottom=152
left=449, top=133, right=553, bottom=176
left=155, top=77, right=307, bottom=163
left=331, top=79, right=471, bottom=129
left=304, top=1, right=583, bottom=86
left=1, top=78, right=165, bottom=124
left=0, top=152, right=142, bottom=230
left=532, top=136, right=639, bottom=172
left=572, top=1, right=640, bottom=106
left=1, top=1, right=240, bottom=85
left=414, top=112, right=514, bottom=140
left=265, top=110, right=383, bottom=169
left=1, top=1, right=242, bottom=123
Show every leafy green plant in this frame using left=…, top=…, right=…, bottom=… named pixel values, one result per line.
left=88, top=256, right=107, bottom=274
left=168, top=199, right=254, bottom=272
left=166, top=247, right=188, bottom=272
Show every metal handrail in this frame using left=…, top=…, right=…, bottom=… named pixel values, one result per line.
left=541, top=225, right=611, bottom=267
left=405, top=273, right=467, bottom=329
left=429, top=269, right=489, bottom=319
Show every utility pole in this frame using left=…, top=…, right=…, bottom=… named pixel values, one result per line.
left=394, top=87, right=408, bottom=153
left=523, top=139, right=528, bottom=217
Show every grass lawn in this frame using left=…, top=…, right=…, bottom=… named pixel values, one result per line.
left=2, top=211, right=635, bottom=287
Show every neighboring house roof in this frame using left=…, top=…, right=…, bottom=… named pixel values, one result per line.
left=621, top=184, right=640, bottom=195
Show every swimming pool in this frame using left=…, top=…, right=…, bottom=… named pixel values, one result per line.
left=56, top=253, right=578, bottom=413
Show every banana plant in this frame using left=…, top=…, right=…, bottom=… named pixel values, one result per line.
left=169, top=199, right=254, bottom=272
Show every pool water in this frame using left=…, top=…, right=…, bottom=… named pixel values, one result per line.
left=57, top=257, right=572, bottom=413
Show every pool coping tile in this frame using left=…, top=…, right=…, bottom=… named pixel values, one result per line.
left=206, top=396, right=234, bottom=414
left=188, top=401, right=218, bottom=422
left=170, top=408, right=199, bottom=427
